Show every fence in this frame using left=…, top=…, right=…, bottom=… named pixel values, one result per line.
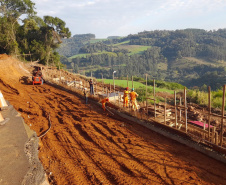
left=39, top=66, right=226, bottom=150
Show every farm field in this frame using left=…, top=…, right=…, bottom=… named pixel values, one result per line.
left=117, top=45, right=152, bottom=55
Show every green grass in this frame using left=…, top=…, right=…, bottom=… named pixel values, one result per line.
left=187, top=89, right=226, bottom=109
left=98, top=79, right=174, bottom=94
left=112, top=40, right=130, bottom=46
left=116, top=45, right=152, bottom=55
left=171, top=57, right=226, bottom=70
left=68, top=44, right=152, bottom=59
left=69, top=51, right=117, bottom=59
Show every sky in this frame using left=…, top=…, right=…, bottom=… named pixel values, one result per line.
left=31, top=0, right=226, bottom=38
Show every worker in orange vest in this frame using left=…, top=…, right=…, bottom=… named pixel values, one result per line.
left=123, top=87, right=129, bottom=108
left=130, top=88, right=138, bottom=111
left=101, top=97, right=109, bottom=111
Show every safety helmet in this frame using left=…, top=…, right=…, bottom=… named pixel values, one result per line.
left=106, top=98, right=109, bottom=101
left=126, top=87, right=128, bottom=90
left=131, top=88, right=134, bottom=91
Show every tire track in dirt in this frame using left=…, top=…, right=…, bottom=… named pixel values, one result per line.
left=89, top=121, right=168, bottom=184
left=28, top=85, right=226, bottom=185
left=36, top=85, right=165, bottom=184
left=35, top=87, right=119, bottom=184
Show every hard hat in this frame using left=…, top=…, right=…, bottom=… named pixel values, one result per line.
left=126, top=87, right=128, bottom=90
left=131, top=88, right=134, bottom=91
left=84, top=88, right=87, bottom=90
left=106, top=98, right=109, bottom=101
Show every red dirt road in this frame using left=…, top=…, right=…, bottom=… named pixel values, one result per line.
left=0, top=56, right=226, bottom=185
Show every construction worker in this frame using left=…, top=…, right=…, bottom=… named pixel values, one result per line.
left=83, top=88, right=88, bottom=104
left=89, top=79, right=94, bottom=95
left=101, top=97, right=109, bottom=111
left=130, top=88, right=138, bottom=111
left=123, top=87, right=130, bottom=108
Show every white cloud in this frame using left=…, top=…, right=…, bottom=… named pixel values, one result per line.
left=31, top=0, right=226, bottom=38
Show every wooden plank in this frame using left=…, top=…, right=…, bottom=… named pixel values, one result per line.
left=210, top=113, right=226, bottom=119
left=152, top=117, right=171, bottom=123
left=187, top=124, right=209, bottom=134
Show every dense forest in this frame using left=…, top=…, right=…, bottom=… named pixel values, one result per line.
left=0, top=0, right=71, bottom=65
left=58, top=29, right=226, bottom=90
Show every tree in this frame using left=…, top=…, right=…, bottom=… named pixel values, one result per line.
left=41, top=16, right=71, bottom=65
left=0, top=0, right=35, bottom=54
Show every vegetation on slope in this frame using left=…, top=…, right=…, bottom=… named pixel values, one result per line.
left=59, top=29, right=226, bottom=90
left=0, top=0, right=71, bottom=65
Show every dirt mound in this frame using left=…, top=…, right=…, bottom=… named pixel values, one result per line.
left=0, top=57, right=226, bottom=184
left=0, top=54, right=9, bottom=60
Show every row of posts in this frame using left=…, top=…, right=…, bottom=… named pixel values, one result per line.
left=43, top=67, right=225, bottom=147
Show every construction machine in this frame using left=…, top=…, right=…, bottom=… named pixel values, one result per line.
left=32, top=67, right=44, bottom=85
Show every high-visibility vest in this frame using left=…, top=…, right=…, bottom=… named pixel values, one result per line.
left=124, top=90, right=129, bottom=98
left=130, top=91, right=137, bottom=101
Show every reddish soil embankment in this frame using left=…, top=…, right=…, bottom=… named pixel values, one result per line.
left=0, top=55, right=226, bottom=185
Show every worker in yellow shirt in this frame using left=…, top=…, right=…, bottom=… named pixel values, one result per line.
left=101, top=97, right=109, bottom=111
left=123, top=87, right=129, bottom=108
left=130, top=88, right=138, bottom=111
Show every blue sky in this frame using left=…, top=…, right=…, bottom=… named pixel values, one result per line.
left=32, top=0, right=226, bottom=38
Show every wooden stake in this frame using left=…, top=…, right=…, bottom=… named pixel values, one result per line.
left=179, top=97, right=182, bottom=121
left=184, top=87, right=187, bottom=132
left=95, top=81, right=97, bottom=95
left=215, top=131, right=219, bottom=145
left=174, top=91, right=177, bottom=129
left=154, top=79, right=156, bottom=118
left=146, top=74, right=148, bottom=116
left=102, top=74, right=104, bottom=93
left=118, top=91, right=120, bottom=107
left=164, top=97, right=166, bottom=125
left=127, top=75, right=128, bottom=87
left=208, top=86, right=211, bottom=141
left=220, top=85, right=226, bottom=146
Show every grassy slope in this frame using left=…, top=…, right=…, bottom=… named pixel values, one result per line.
left=171, top=57, right=226, bottom=69
left=69, top=38, right=152, bottom=58
left=98, top=79, right=175, bottom=94
left=69, top=51, right=117, bottom=59
left=117, top=45, right=152, bottom=55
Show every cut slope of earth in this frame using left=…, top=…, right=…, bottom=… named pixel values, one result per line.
left=0, top=55, right=226, bottom=184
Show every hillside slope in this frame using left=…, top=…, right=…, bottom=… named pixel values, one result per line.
left=59, top=30, right=226, bottom=90
left=0, top=55, right=226, bottom=184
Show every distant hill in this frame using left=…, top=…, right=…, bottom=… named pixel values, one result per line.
left=107, top=36, right=122, bottom=39
left=57, top=29, right=226, bottom=90
left=56, top=34, right=95, bottom=57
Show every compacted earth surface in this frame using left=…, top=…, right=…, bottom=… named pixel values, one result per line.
left=0, top=55, right=226, bottom=185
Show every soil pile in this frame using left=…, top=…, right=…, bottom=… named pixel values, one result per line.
left=0, top=55, right=226, bottom=184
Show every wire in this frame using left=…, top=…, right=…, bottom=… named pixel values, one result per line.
left=28, top=93, right=52, bottom=138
